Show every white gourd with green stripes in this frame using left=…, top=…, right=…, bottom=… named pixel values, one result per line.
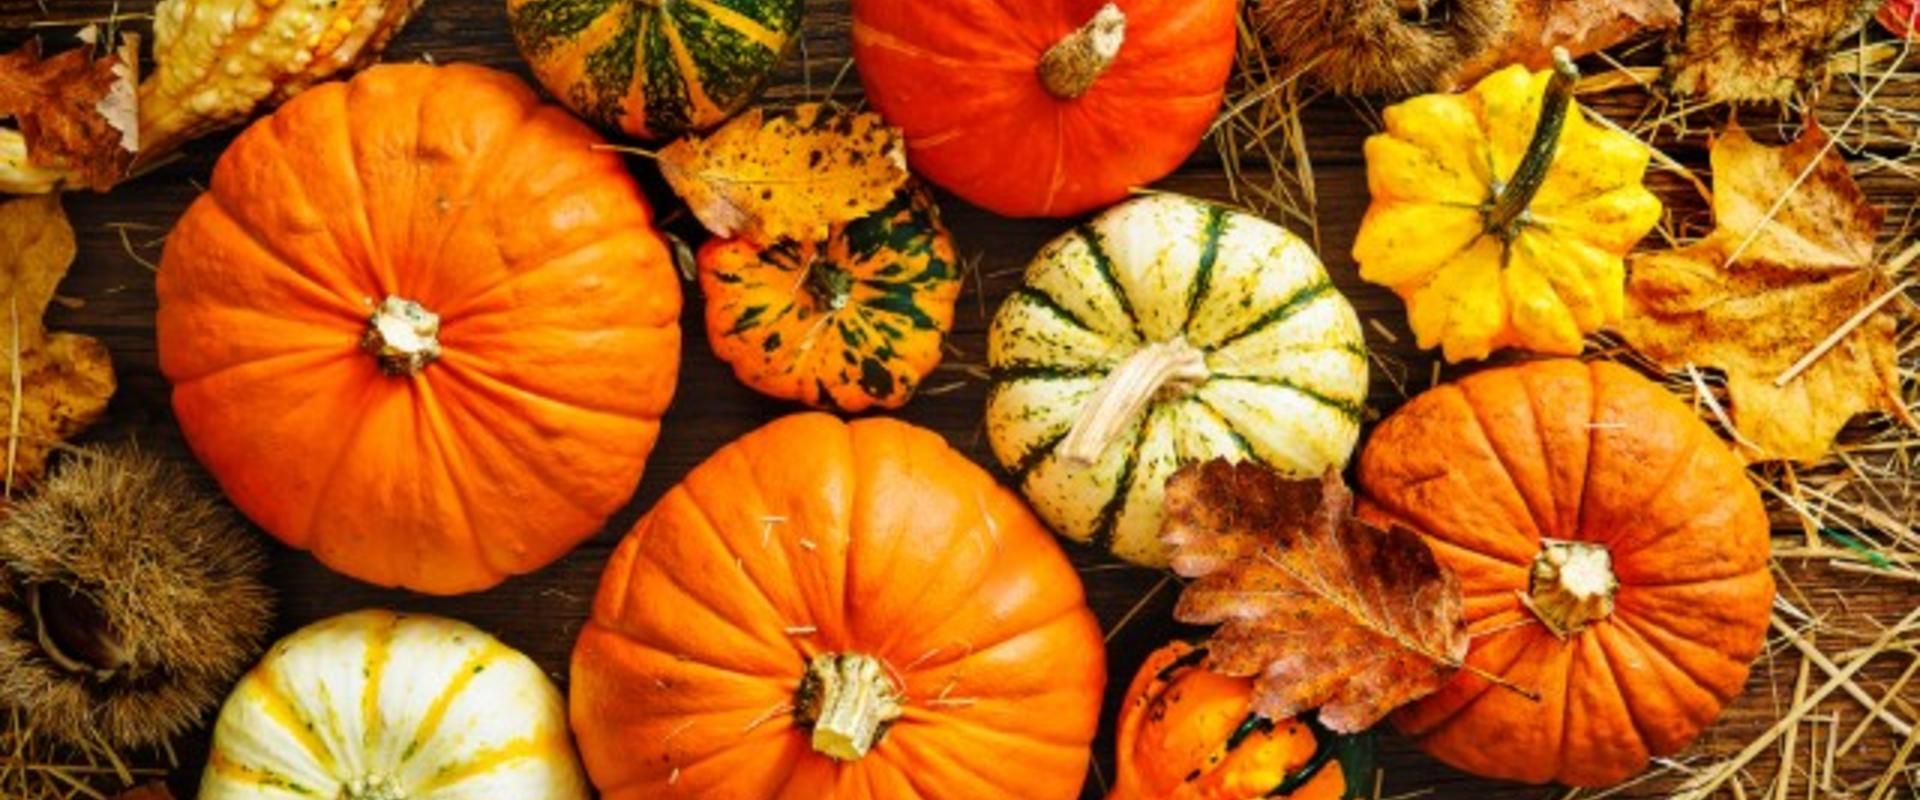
left=199, top=610, right=587, bottom=800
left=987, top=194, right=1369, bottom=567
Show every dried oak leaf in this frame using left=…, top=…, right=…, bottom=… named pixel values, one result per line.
left=0, top=195, right=115, bottom=486
left=1617, top=123, right=1910, bottom=464
left=0, top=35, right=140, bottom=192
left=1163, top=459, right=1470, bottom=732
left=658, top=103, right=908, bottom=245
left=112, top=784, right=175, bottom=800
left=1452, top=0, right=1682, bottom=85
left=1667, top=0, right=1880, bottom=102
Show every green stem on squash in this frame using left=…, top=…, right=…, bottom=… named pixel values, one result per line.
left=1484, top=48, right=1579, bottom=242
left=795, top=652, right=903, bottom=761
left=362, top=296, right=442, bottom=376
left=1524, top=538, right=1617, bottom=637
left=1038, top=2, right=1127, bottom=100
left=1059, top=337, right=1208, bottom=467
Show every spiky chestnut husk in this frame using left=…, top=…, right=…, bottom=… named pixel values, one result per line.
left=1255, top=0, right=1512, bottom=96
left=0, top=445, right=272, bottom=748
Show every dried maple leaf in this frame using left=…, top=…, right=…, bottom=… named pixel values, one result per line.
left=658, top=103, right=908, bottom=245
left=1667, top=0, right=1880, bottom=101
left=0, top=35, right=140, bottom=192
left=1163, top=459, right=1470, bottom=733
left=1453, top=0, right=1681, bottom=85
left=0, top=195, right=115, bottom=487
left=1617, top=123, right=1910, bottom=464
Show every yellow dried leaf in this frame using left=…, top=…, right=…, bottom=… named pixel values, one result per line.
left=658, top=103, right=908, bottom=245
left=1617, top=123, right=1910, bottom=464
left=0, top=195, right=115, bottom=488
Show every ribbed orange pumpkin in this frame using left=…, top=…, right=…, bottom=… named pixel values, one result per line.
left=1357, top=360, right=1773, bottom=786
left=157, top=63, right=681, bottom=595
left=570, top=413, right=1106, bottom=799
left=851, top=0, right=1238, bottom=217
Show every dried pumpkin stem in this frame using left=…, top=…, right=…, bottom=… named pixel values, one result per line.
left=795, top=652, right=903, bottom=761
left=1060, top=337, right=1208, bottom=467
left=361, top=296, right=442, bottom=376
left=1524, top=538, right=1616, bottom=637
left=1485, top=48, right=1579, bottom=241
left=1039, top=2, right=1127, bottom=99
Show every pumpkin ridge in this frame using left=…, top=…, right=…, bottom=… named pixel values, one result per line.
left=1074, top=225, right=1142, bottom=341
left=165, top=345, right=358, bottom=392
left=432, top=222, right=655, bottom=324
left=681, top=0, right=785, bottom=49
left=896, top=599, right=1091, bottom=675
left=201, top=190, right=368, bottom=314
left=1401, top=627, right=1546, bottom=739
left=413, top=732, right=567, bottom=793
left=1456, top=376, right=1555, bottom=541
left=1570, top=629, right=1656, bottom=768
left=358, top=609, right=399, bottom=752
left=404, top=643, right=510, bottom=762
left=1201, top=375, right=1364, bottom=424
left=1089, top=425, right=1142, bottom=551
left=434, top=351, right=661, bottom=421
left=1010, top=428, right=1071, bottom=484
left=1605, top=609, right=1737, bottom=705
left=1589, top=624, right=1686, bottom=758
left=337, top=86, right=403, bottom=297
left=1180, top=203, right=1228, bottom=335
left=1179, top=398, right=1255, bottom=459
left=416, top=100, right=550, bottom=286
left=659, top=481, right=810, bottom=655
left=242, top=666, right=339, bottom=773
left=411, top=380, right=517, bottom=579
left=1574, top=407, right=1707, bottom=553
left=298, top=378, right=385, bottom=553
left=590, top=620, right=795, bottom=692
left=656, top=11, right=723, bottom=123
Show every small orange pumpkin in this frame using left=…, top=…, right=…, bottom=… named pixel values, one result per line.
left=1357, top=359, right=1773, bottom=786
left=851, top=0, right=1238, bottom=217
left=570, top=413, right=1106, bottom=799
left=157, top=64, right=681, bottom=594
left=1110, top=641, right=1370, bottom=800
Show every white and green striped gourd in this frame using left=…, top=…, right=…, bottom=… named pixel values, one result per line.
left=986, top=193, right=1369, bottom=566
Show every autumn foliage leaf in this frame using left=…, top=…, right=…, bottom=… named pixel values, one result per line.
left=0, top=34, right=140, bottom=192
left=1617, top=123, right=1911, bottom=464
left=0, top=195, right=115, bottom=488
left=1163, top=459, right=1471, bottom=733
left=1667, top=0, right=1879, bottom=101
left=658, top=103, right=908, bottom=245
left=1454, top=0, right=1681, bottom=84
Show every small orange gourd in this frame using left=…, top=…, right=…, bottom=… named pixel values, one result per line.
left=1358, top=360, right=1773, bottom=786
left=1109, top=641, right=1371, bottom=800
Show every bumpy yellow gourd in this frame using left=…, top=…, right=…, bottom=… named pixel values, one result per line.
left=1352, top=51, right=1662, bottom=362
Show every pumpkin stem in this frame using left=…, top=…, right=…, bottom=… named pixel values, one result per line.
left=795, top=652, right=904, bottom=761
left=1039, top=2, right=1127, bottom=99
left=26, top=581, right=130, bottom=682
left=1484, top=48, right=1578, bottom=242
left=338, top=775, right=405, bottom=800
left=1524, top=538, right=1617, bottom=637
left=362, top=296, right=443, bottom=376
left=1060, top=337, right=1208, bottom=467
left=803, top=259, right=856, bottom=312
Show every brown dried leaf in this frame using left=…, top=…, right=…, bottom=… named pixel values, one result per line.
left=1453, top=0, right=1681, bottom=84
left=1618, top=123, right=1909, bottom=464
left=0, top=35, right=140, bottom=191
left=112, top=784, right=175, bottom=800
left=659, top=103, right=908, bottom=245
left=0, top=195, right=115, bottom=487
left=1164, top=459, right=1470, bottom=733
left=1667, top=0, right=1880, bottom=101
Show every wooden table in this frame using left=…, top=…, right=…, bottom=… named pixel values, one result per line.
left=4, top=1, right=1918, bottom=797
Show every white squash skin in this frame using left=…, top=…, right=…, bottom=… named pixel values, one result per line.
left=200, top=610, right=588, bottom=800
left=987, top=194, right=1369, bottom=567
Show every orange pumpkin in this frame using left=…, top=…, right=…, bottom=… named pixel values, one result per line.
left=1356, top=360, right=1773, bottom=786
left=569, top=413, right=1106, bottom=799
left=1110, top=641, right=1369, bottom=800
left=851, top=0, right=1238, bottom=218
left=157, top=63, right=681, bottom=595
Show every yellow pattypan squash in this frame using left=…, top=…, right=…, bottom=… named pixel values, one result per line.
left=1352, top=51, right=1662, bottom=362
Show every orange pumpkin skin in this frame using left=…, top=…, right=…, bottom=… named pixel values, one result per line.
left=1110, top=642, right=1353, bottom=800
left=157, top=64, right=681, bottom=595
left=851, top=0, right=1237, bottom=218
left=570, top=414, right=1106, bottom=799
left=1357, top=360, right=1773, bottom=787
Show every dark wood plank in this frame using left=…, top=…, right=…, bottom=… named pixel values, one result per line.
left=3, top=1, right=1918, bottom=799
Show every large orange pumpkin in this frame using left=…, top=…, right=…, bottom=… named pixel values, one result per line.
left=851, top=0, right=1238, bottom=218
left=157, top=63, right=681, bottom=595
left=570, top=413, right=1106, bottom=799
left=1356, top=360, right=1773, bottom=786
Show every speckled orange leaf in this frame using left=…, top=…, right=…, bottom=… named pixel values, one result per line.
left=659, top=103, right=908, bottom=245
left=1667, top=0, right=1879, bottom=101
left=1617, top=123, right=1910, bottom=464
left=1454, top=0, right=1681, bottom=84
left=0, top=195, right=115, bottom=488
left=1163, top=459, right=1470, bottom=733
left=0, top=34, right=138, bottom=192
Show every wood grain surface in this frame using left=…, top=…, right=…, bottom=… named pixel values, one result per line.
left=3, top=1, right=1918, bottom=797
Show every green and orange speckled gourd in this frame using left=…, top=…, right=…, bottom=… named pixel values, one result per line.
left=506, top=0, right=803, bottom=140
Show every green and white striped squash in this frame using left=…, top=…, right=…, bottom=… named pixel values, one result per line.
left=986, top=194, right=1369, bottom=567
left=200, top=609, right=588, bottom=800
left=506, top=0, right=802, bottom=140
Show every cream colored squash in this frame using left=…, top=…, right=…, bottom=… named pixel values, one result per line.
left=986, top=193, right=1369, bottom=567
left=200, top=609, right=587, bottom=800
